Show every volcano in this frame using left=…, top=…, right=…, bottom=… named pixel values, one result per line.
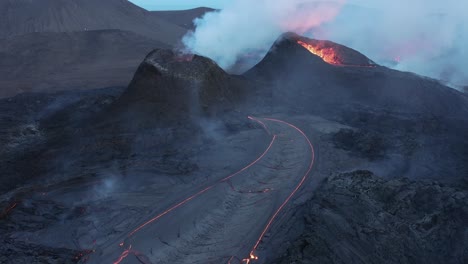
left=1, top=31, right=467, bottom=264
left=111, top=49, right=251, bottom=124
left=246, top=32, right=468, bottom=118
left=294, top=35, right=376, bottom=67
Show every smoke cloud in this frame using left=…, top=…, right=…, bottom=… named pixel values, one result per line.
left=182, top=0, right=345, bottom=69
left=183, top=0, right=468, bottom=86
left=319, top=0, right=468, bottom=86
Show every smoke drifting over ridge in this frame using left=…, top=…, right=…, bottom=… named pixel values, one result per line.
left=183, top=0, right=468, bottom=86
left=182, top=0, right=345, bottom=69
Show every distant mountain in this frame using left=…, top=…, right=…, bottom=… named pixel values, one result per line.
left=0, top=0, right=214, bottom=98
left=151, top=7, right=216, bottom=30
left=0, top=30, right=165, bottom=98
left=0, top=0, right=185, bottom=46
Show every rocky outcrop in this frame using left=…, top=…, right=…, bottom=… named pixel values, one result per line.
left=274, top=170, right=468, bottom=264
left=112, top=49, right=252, bottom=122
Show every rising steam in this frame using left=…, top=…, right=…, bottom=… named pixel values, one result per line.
left=318, top=0, right=468, bottom=86
left=182, top=0, right=345, bottom=69
left=183, top=0, right=468, bottom=87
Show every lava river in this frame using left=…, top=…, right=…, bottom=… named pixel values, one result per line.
left=86, top=116, right=315, bottom=264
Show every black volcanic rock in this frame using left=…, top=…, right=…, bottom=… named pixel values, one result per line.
left=273, top=170, right=468, bottom=264
left=0, top=237, right=83, bottom=264
left=246, top=33, right=468, bottom=118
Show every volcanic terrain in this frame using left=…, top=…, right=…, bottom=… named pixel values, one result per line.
left=1, top=0, right=468, bottom=262
left=1, top=27, right=467, bottom=264
left=0, top=0, right=212, bottom=98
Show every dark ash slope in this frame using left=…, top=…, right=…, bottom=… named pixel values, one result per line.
left=0, top=30, right=166, bottom=98
left=0, top=0, right=185, bottom=45
left=1, top=32, right=467, bottom=263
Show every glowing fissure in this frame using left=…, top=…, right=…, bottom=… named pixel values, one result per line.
left=297, top=40, right=342, bottom=65
left=127, top=185, right=215, bottom=237
left=243, top=117, right=315, bottom=264
left=126, top=132, right=276, bottom=238
left=113, top=245, right=150, bottom=264
left=113, top=117, right=276, bottom=263
left=112, top=116, right=315, bottom=264
left=297, top=40, right=376, bottom=68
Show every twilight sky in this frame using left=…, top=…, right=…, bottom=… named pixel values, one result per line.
left=129, top=0, right=378, bottom=10
left=129, top=0, right=230, bottom=10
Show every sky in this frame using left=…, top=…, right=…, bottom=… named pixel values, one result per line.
left=129, top=0, right=229, bottom=10
left=129, top=0, right=378, bottom=10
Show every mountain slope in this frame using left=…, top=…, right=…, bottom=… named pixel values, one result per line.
left=246, top=33, right=468, bottom=118
left=0, top=0, right=201, bottom=98
left=0, top=30, right=166, bottom=98
left=0, top=0, right=186, bottom=46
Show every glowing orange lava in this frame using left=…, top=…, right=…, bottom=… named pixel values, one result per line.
left=244, top=117, right=315, bottom=264
left=297, top=40, right=341, bottom=65
left=108, top=116, right=315, bottom=264
left=110, top=117, right=277, bottom=264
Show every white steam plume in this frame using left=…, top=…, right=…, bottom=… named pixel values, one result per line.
left=317, top=0, right=468, bottom=86
left=183, top=0, right=468, bottom=87
left=182, top=0, right=345, bottom=69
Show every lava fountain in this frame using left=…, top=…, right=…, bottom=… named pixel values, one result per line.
left=297, top=40, right=343, bottom=65
left=294, top=36, right=377, bottom=68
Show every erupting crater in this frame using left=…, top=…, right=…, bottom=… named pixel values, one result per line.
left=290, top=34, right=376, bottom=67
left=297, top=40, right=343, bottom=65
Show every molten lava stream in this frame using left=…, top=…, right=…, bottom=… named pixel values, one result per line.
left=297, top=40, right=341, bottom=65
left=297, top=40, right=377, bottom=68
left=242, top=117, right=315, bottom=264
left=112, top=117, right=276, bottom=264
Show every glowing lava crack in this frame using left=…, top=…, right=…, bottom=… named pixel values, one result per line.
left=296, top=38, right=376, bottom=67
left=91, top=116, right=315, bottom=264
left=297, top=40, right=343, bottom=65
left=241, top=117, right=315, bottom=263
